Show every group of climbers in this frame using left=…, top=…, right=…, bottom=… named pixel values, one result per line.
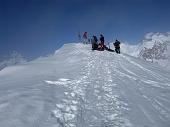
left=78, top=32, right=121, bottom=54
left=91, top=33, right=121, bottom=53
left=91, top=34, right=106, bottom=51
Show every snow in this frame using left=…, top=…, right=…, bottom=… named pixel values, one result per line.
left=0, top=51, right=27, bottom=71
left=0, top=43, right=170, bottom=127
left=118, top=32, right=170, bottom=70
left=118, top=43, right=141, bottom=57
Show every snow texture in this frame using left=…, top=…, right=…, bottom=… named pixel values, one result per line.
left=0, top=43, right=170, bottom=127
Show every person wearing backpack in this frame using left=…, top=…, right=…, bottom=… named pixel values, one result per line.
left=92, top=35, right=98, bottom=50
left=114, top=39, right=121, bottom=54
left=100, top=34, right=105, bottom=50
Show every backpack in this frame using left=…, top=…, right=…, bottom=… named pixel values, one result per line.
left=114, top=40, right=120, bottom=47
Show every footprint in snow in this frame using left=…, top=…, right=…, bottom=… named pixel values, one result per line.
left=45, top=78, right=71, bottom=86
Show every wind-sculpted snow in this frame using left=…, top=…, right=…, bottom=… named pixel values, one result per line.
left=0, top=43, right=170, bottom=127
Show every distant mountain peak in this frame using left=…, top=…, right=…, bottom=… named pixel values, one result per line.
left=121, top=32, right=170, bottom=69
left=0, top=51, right=27, bottom=71
left=143, top=32, right=170, bottom=43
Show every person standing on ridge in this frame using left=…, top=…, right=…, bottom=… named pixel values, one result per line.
left=83, top=32, right=88, bottom=44
left=92, top=35, right=98, bottom=50
left=100, top=34, right=105, bottom=50
left=114, top=39, right=121, bottom=54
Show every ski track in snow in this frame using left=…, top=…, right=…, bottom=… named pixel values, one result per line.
left=0, top=43, right=170, bottom=127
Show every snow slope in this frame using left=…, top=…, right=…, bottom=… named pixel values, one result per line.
left=0, top=43, right=170, bottom=127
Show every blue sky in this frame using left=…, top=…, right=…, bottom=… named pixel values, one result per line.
left=0, top=0, right=170, bottom=59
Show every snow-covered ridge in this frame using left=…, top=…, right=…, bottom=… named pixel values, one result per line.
left=0, top=43, right=170, bottom=127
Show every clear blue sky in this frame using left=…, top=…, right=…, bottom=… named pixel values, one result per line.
left=0, top=0, right=170, bottom=59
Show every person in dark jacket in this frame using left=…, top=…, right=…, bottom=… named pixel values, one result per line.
left=114, top=39, right=121, bottom=54
left=99, top=34, right=105, bottom=50
left=92, top=35, right=98, bottom=50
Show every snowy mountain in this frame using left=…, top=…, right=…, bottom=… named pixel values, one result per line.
left=120, top=32, right=170, bottom=69
left=0, top=43, right=170, bottom=127
left=0, top=51, right=27, bottom=71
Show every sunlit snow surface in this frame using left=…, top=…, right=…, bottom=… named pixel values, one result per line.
left=0, top=43, right=170, bottom=127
